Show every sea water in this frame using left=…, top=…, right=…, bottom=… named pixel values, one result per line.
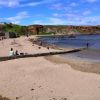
left=40, top=34, right=100, bottom=50
left=39, top=34, right=100, bottom=61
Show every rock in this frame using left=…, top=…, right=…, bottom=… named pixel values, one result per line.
left=31, top=88, right=35, bottom=91
left=16, top=97, right=19, bottom=99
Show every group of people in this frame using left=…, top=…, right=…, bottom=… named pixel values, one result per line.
left=9, top=48, right=19, bottom=56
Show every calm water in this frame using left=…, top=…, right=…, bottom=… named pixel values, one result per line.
left=39, top=34, right=100, bottom=61
left=39, top=34, right=100, bottom=50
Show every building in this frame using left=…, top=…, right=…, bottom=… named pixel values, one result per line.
left=0, top=31, right=17, bottom=40
left=0, top=31, right=8, bottom=40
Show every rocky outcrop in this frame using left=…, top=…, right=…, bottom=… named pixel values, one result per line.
left=27, top=25, right=100, bottom=35
left=27, top=25, right=43, bottom=35
left=44, top=25, right=100, bottom=34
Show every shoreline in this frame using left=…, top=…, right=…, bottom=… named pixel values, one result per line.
left=29, top=37, right=86, bottom=51
left=29, top=38, right=63, bottom=50
left=45, top=55, right=100, bottom=74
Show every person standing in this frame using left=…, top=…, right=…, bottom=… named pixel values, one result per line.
left=86, top=43, right=89, bottom=48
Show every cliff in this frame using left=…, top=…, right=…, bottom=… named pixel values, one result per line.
left=28, top=25, right=100, bottom=35
left=42, top=25, right=100, bottom=35
left=0, top=23, right=100, bottom=36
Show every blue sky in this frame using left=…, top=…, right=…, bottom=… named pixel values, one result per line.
left=0, top=0, right=100, bottom=25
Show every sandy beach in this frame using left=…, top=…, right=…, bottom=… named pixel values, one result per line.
left=0, top=36, right=63, bottom=57
left=0, top=36, right=100, bottom=100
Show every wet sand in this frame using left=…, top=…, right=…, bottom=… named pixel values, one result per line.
left=71, top=49, right=100, bottom=61
left=45, top=54, right=100, bottom=74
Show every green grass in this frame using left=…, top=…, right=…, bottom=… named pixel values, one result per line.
left=2, top=23, right=27, bottom=36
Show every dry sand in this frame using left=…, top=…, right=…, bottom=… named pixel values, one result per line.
left=0, top=57, right=100, bottom=100
left=0, top=36, right=100, bottom=100
left=0, top=36, right=61, bottom=57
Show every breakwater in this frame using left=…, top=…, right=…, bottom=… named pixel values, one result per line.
left=0, top=48, right=84, bottom=62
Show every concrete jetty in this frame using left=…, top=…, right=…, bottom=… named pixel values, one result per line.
left=0, top=48, right=85, bottom=62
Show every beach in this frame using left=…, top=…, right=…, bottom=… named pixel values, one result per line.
left=0, top=36, right=61, bottom=57
left=0, top=36, right=100, bottom=100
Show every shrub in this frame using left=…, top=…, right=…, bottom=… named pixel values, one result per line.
left=0, top=95, right=10, bottom=100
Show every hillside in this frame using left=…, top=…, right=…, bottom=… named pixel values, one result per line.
left=0, top=23, right=100, bottom=36
left=0, top=23, right=28, bottom=36
left=41, top=25, right=100, bottom=35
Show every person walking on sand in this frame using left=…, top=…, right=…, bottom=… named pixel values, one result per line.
left=9, top=48, right=14, bottom=56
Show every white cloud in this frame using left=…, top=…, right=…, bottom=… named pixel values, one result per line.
left=48, top=17, right=66, bottom=24
left=33, top=20, right=44, bottom=25
left=82, top=10, right=91, bottom=15
left=0, top=0, right=58, bottom=7
left=51, top=10, right=100, bottom=25
left=66, top=15, right=100, bottom=25
left=6, top=11, right=29, bottom=24
left=50, top=2, right=78, bottom=12
left=53, top=12, right=78, bottom=17
left=21, top=0, right=57, bottom=7
left=51, top=3, right=63, bottom=10
left=0, top=0, right=20, bottom=7
left=70, top=2, right=77, bottom=7
left=85, top=0, right=98, bottom=3
left=33, top=17, right=66, bottom=25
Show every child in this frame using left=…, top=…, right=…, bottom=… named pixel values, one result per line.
left=15, top=50, right=19, bottom=56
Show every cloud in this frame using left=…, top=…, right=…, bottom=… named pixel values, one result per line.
left=5, top=11, right=29, bottom=24
left=33, top=20, right=44, bottom=25
left=82, top=10, right=91, bottom=15
left=85, top=0, right=98, bottom=3
left=21, top=0, right=57, bottom=7
left=70, top=2, right=77, bottom=7
left=0, top=0, right=58, bottom=7
left=0, top=0, right=20, bottom=7
left=51, top=3, right=63, bottom=10
left=33, top=17, right=66, bottom=25
left=66, top=15, right=100, bottom=25
left=50, top=2, right=78, bottom=12
left=51, top=10, right=100, bottom=25
left=48, top=17, right=66, bottom=24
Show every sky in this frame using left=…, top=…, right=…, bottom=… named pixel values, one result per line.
left=0, top=0, right=100, bottom=25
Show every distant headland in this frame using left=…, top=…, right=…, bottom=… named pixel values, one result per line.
left=0, top=22, right=100, bottom=37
